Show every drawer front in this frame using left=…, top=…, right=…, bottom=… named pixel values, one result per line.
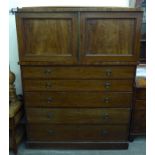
left=132, top=110, right=146, bottom=133
left=25, top=92, right=132, bottom=108
left=26, top=108, right=130, bottom=124
left=136, top=88, right=146, bottom=100
left=24, top=80, right=133, bottom=91
left=22, top=66, right=135, bottom=79
left=135, top=100, right=146, bottom=109
left=27, top=124, right=128, bottom=142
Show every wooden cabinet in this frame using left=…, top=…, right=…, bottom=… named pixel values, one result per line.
left=15, top=7, right=142, bottom=149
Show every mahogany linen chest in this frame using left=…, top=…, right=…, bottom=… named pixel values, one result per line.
left=15, top=7, right=142, bottom=149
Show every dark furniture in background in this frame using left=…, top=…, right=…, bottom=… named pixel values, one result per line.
left=9, top=70, right=25, bottom=155
left=130, top=64, right=146, bottom=140
left=136, top=0, right=146, bottom=63
left=15, top=7, right=143, bottom=149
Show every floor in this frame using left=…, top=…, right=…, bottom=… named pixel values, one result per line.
left=10, top=136, right=146, bottom=155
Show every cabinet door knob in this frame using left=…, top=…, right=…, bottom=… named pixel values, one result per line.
left=105, top=69, right=112, bottom=77
left=47, top=112, right=53, bottom=119
left=104, top=82, right=111, bottom=89
left=45, top=82, right=52, bottom=88
left=103, top=112, right=109, bottom=120
left=101, top=129, right=108, bottom=136
left=44, top=68, right=52, bottom=74
left=47, top=130, right=54, bottom=135
left=47, top=97, right=52, bottom=103
left=103, top=97, right=110, bottom=103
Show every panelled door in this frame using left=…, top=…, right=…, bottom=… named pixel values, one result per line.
left=16, top=12, right=78, bottom=64
left=80, top=12, right=142, bottom=64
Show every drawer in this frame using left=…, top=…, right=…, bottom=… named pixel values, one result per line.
left=132, top=110, right=146, bottom=133
left=26, top=108, right=130, bottom=124
left=22, top=66, right=135, bottom=79
left=136, top=88, right=146, bottom=100
left=135, top=100, right=146, bottom=109
left=27, top=124, right=128, bottom=142
left=25, top=92, right=132, bottom=108
left=24, top=80, right=133, bottom=91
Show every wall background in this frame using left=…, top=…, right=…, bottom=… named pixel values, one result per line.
left=9, top=0, right=130, bottom=94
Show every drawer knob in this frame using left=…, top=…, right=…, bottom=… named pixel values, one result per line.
left=45, top=82, right=52, bottom=88
left=47, top=113, right=53, bottom=119
left=47, top=97, right=53, bottom=103
left=44, top=69, right=52, bottom=74
left=103, top=97, right=110, bottom=103
left=103, top=112, right=109, bottom=120
left=47, top=130, right=54, bottom=135
left=104, top=82, right=111, bottom=89
left=101, top=130, right=108, bottom=136
left=105, top=69, right=112, bottom=77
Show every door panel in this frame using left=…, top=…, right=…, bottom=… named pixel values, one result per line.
left=85, top=19, right=134, bottom=55
left=16, top=13, right=78, bottom=64
left=80, top=12, right=142, bottom=64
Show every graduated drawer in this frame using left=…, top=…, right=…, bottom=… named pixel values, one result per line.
left=26, top=108, right=130, bottom=124
left=27, top=124, right=128, bottom=142
left=25, top=92, right=132, bottom=108
left=22, top=66, right=135, bottom=79
left=23, top=79, right=133, bottom=91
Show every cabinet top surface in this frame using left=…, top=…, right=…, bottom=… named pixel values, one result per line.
left=16, top=7, right=142, bottom=13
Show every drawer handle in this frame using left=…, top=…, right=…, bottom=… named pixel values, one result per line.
left=45, top=82, right=52, bottom=88
left=47, top=97, right=53, bottom=103
left=101, top=130, right=108, bottom=136
left=47, top=130, right=54, bottom=135
left=105, top=69, right=112, bottom=77
left=44, top=69, right=52, bottom=74
left=103, top=97, right=110, bottom=103
left=104, top=82, right=111, bottom=89
left=103, top=112, right=109, bottom=120
left=47, top=113, right=53, bottom=119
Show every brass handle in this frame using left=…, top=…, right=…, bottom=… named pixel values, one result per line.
left=103, top=112, right=109, bottom=120
left=44, top=68, right=52, bottom=74
left=45, top=82, right=52, bottom=88
left=101, top=130, right=108, bottom=136
left=103, top=97, right=110, bottom=103
left=47, top=130, right=54, bottom=135
left=104, top=82, right=111, bottom=89
left=105, top=69, right=112, bottom=77
left=47, top=97, right=52, bottom=103
left=47, top=112, right=53, bottom=119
